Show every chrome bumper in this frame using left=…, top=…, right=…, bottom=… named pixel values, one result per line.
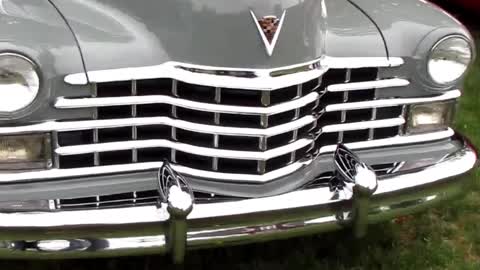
left=0, top=138, right=476, bottom=260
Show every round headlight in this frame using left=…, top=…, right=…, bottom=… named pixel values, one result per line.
left=428, top=36, right=472, bottom=85
left=0, top=53, right=40, bottom=112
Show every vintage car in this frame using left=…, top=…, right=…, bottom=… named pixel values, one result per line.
left=0, top=0, right=476, bottom=263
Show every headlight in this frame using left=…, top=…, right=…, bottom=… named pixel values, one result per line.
left=406, top=101, right=455, bottom=134
left=0, top=53, right=40, bottom=112
left=0, top=134, right=51, bottom=170
left=428, top=36, right=472, bottom=85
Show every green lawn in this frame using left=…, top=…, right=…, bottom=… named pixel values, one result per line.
left=1, top=45, right=479, bottom=270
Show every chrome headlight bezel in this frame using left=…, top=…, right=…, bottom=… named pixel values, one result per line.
left=427, top=35, right=473, bottom=86
left=0, top=53, right=41, bottom=113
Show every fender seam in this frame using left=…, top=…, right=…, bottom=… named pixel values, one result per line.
left=346, top=0, right=390, bottom=59
left=47, top=0, right=90, bottom=83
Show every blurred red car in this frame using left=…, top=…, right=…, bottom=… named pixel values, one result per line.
left=432, top=0, right=480, bottom=14
left=459, top=0, right=480, bottom=10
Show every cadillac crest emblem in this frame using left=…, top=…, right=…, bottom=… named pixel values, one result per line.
left=250, top=10, right=286, bottom=56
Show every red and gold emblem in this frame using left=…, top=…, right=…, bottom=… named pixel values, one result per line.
left=250, top=11, right=286, bottom=56
left=258, top=16, right=281, bottom=44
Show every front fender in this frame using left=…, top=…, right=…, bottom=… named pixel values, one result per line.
left=0, top=0, right=88, bottom=123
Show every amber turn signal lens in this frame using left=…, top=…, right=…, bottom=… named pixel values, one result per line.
left=0, top=134, right=51, bottom=170
left=406, top=101, right=455, bottom=135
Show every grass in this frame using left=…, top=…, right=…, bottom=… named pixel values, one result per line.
left=1, top=44, right=479, bottom=270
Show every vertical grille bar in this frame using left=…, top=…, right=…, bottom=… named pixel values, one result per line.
left=51, top=131, right=60, bottom=168
left=258, top=136, right=267, bottom=174
left=369, top=71, right=380, bottom=140
left=95, top=195, right=100, bottom=208
left=338, top=69, right=351, bottom=143
left=398, top=105, right=407, bottom=136
left=92, top=83, right=100, bottom=166
left=171, top=80, right=178, bottom=162
left=290, top=84, right=303, bottom=163
left=212, top=87, right=221, bottom=171
left=258, top=91, right=271, bottom=174
left=131, top=80, right=138, bottom=162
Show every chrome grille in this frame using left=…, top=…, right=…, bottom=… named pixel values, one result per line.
left=52, top=62, right=413, bottom=180
left=54, top=190, right=243, bottom=210
left=54, top=162, right=400, bottom=211
left=54, top=190, right=160, bottom=210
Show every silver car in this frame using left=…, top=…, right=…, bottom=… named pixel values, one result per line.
left=0, top=0, right=476, bottom=263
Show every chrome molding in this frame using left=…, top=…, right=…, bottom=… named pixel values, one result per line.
left=55, top=138, right=313, bottom=161
left=0, top=115, right=316, bottom=137
left=320, top=118, right=405, bottom=133
left=63, top=57, right=404, bottom=88
left=326, top=78, right=410, bottom=92
left=325, top=90, right=461, bottom=112
left=322, top=56, right=404, bottom=69
left=0, top=129, right=454, bottom=184
left=55, top=92, right=319, bottom=115
left=0, top=159, right=311, bottom=183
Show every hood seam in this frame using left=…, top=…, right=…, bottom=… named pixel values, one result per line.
left=347, top=0, right=390, bottom=59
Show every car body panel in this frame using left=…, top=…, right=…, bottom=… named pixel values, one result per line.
left=49, top=0, right=386, bottom=72
left=350, top=0, right=472, bottom=94
left=0, top=0, right=89, bottom=123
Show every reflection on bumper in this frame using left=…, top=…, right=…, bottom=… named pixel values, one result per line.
left=0, top=136, right=476, bottom=260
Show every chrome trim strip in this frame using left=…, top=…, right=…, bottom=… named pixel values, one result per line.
left=326, top=78, right=410, bottom=92
left=175, top=159, right=311, bottom=182
left=0, top=159, right=310, bottom=183
left=322, top=56, right=404, bottom=69
left=63, top=57, right=403, bottom=88
left=64, top=59, right=329, bottom=90
left=325, top=90, right=461, bottom=112
left=55, top=138, right=313, bottom=161
left=0, top=129, right=454, bottom=184
left=55, top=92, right=319, bottom=116
left=321, top=118, right=405, bottom=133
left=0, top=116, right=316, bottom=137
left=0, top=140, right=474, bottom=228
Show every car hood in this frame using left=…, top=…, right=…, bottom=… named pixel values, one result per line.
left=50, top=0, right=387, bottom=72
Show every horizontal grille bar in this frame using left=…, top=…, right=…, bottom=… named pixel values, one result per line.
left=326, top=78, right=410, bottom=92
left=320, top=118, right=405, bottom=133
left=0, top=115, right=316, bottom=137
left=0, top=129, right=454, bottom=184
left=317, top=128, right=454, bottom=154
left=55, top=92, right=319, bottom=116
left=64, top=57, right=404, bottom=87
left=325, top=90, right=460, bottom=112
left=55, top=138, right=313, bottom=161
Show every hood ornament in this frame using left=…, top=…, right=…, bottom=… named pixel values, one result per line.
left=250, top=10, right=286, bottom=56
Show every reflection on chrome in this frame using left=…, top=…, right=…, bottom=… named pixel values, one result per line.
left=332, top=144, right=378, bottom=237
left=0, top=140, right=474, bottom=259
left=64, top=56, right=403, bottom=88
left=157, top=161, right=193, bottom=264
